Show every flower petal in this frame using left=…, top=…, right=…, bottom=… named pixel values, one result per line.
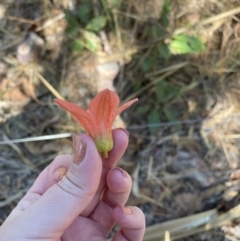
left=89, top=89, right=119, bottom=123
left=54, top=99, right=93, bottom=133
left=114, top=98, right=138, bottom=117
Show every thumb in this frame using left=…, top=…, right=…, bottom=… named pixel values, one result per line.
left=14, top=134, right=102, bottom=237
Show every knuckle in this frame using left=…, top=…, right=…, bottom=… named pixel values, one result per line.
left=57, top=171, right=95, bottom=199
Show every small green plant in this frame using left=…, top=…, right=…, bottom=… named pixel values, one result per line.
left=156, top=80, right=179, bottom=102
left=64, top=2, right=108, bottom=53
left=161, top=0, right=170, bottom=28
left=78, top=2, right=92, bottom=23
left=147, top=109, right=161, bottom=134
left=141, top=57, right=154, bottom=73
left=86, top=16, right=107, bottom=32
left=169, top=34, right=205, bottom=54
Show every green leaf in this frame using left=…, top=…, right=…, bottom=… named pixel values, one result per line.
left=86, top=16, right=107, bottom=32
left=158, top=42, right=171, bottom=60
left=162, top=0, right=170, bottom=27
left=70, top=40, right=84, bottom=53
left=141, top=57, right=153, bottom=73
left=163, top=107, right=180, bottom=130
left=78, top=2, right=92, bottom=23
left=148, top=26, right=165, bottom=38
left=82, top=30, right=101, bottom=52
left=64, top=10, right=79, bottom=35
left=156, top=80, right=179, bottom=102
left=134, top=105, right=149, bottom=115
left=147, top=109, right=160, bottom=134
left=133, top=80, right=141, bottom=92
left=65, top=10, right=78, bottom=25
left=169, top=34, right=205, bottom=54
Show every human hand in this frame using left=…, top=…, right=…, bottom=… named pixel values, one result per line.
left=0, top=129, right=145, bottom=241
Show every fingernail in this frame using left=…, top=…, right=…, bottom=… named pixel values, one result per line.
left=117, top=128, right=129, bottom=138
left=53, top=167, right=68, bottom=181
left=122, top=206, right=133, bottom=215
left=72, top=134, right=86, bottom=165
left=115, top=167, right=128, bottom=178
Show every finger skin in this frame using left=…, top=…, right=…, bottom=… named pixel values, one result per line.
left=2, top=129, right=129, bottom=240
left=90, top=168, right=132, bottom=234
left=3, top=155, right=72, bottom=224
left=102, top=128, right=129, bottom=169
left=81, top=128, right=129, bottom=216
left=8, top=128, right=128, bottom=219
left=62, top=167, right=132, bottom=240
left=2, top=134, right=102, bottom=239
left=104, top=168, right=132, bottom=206
left=20, top=155, right=72, bottom=206
left=30, top=155, right=72, bottom=194
left=112, top=206, right=145, bottom=241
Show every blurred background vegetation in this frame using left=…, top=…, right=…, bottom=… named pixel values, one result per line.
left=1, top=0, right=240, bottom=240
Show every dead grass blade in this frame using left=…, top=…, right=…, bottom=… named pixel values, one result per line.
left=0, top=133, right=72, bottom=144
left=131, top=161, right=165, bottom=209
left=36, top=13, right=65, bottom=32
left=219, top=134, right=240, bottom=139
left=35, top=72, right=64, bottom=100
left=123, top=64, right=186, bottom=103
left=96, top=48, right=138, bottom=64
left=106, top=209, right=217, bottom=241
left=174, top=6, right=240, bottom=35
left=2, top=134, right=33, bottom=167
left=143, top=209, right=217, bottom=241
left=142, top=203, right=240, bottom=241
left=145, top=62, right=189, bottom=78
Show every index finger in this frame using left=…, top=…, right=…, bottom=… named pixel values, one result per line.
left=81, top=128, right=129, bottom=216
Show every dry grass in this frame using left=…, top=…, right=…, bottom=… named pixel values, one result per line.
left=1, top=0, right=240, bottom=240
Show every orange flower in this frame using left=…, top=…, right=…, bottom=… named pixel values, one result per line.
left=54, top=89, right=138, bottom=157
